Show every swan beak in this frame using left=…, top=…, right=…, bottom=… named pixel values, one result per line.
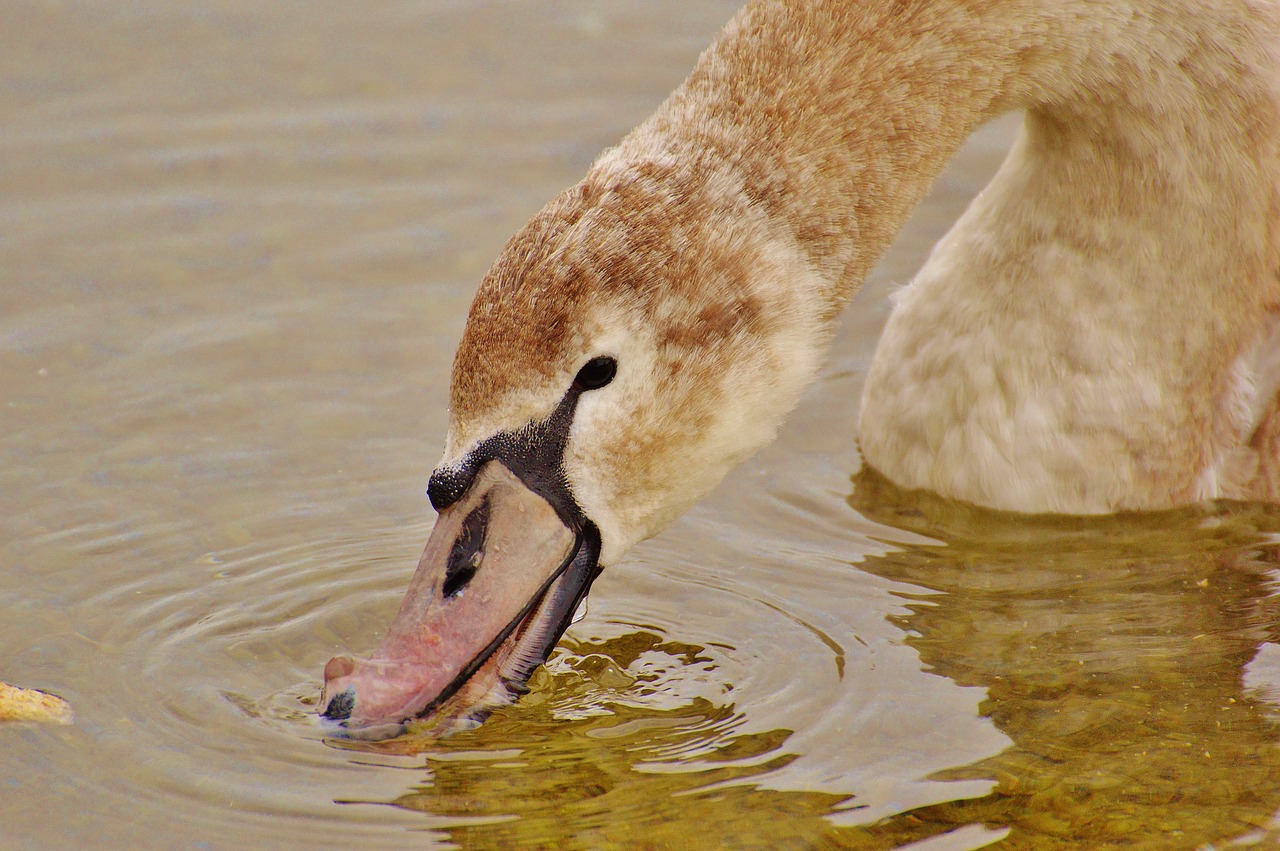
left=319, top=460, right=599, bottom=738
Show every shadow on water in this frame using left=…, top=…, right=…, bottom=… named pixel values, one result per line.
left=329, top=470, right=1280, bottom=850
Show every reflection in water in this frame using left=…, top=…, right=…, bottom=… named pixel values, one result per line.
left=329, top=470, right=1280, bottom=849
left=335, top=632, right=851, bottom=849
left=848, top=470, right=1280, bottom=848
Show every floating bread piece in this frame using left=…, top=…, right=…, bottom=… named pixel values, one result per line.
left=0, top=681, right=73, bottom=725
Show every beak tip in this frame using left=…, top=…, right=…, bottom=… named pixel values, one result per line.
left=320, top=685, right=356, bottom=721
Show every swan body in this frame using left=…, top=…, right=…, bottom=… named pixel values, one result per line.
left=860, top=4, right=1280, bottom=512
left=322, top=0, right=1280, bottom=734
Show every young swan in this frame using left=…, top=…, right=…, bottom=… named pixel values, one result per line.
left=320, top=0, right=1280, bottom=736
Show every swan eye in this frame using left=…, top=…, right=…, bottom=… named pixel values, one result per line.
left=574, top=356, right=617, bottom=391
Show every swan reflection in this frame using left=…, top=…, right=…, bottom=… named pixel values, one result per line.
left=336, top=472, right=1280, bottom=848
left=847, top=470, right=1280, bottom=847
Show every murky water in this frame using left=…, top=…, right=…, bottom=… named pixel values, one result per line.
left=6, top=2, right=1280, bottom=849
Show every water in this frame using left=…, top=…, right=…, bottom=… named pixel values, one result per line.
left=5, top=2, right=1280, bottom=848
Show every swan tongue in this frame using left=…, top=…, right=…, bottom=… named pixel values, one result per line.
left=319, top=461, right=579, bottom=737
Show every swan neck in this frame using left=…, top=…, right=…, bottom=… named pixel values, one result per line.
left=639, top=0, right=1279, bottom=299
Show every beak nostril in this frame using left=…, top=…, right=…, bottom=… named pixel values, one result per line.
left=444, top=497, right=490, bottom=598
left=322, top=686, right=356, bottom=721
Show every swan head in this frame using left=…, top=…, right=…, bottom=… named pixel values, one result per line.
left=320, top=147, right=830, bottom=737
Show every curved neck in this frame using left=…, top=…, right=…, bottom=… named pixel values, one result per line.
left=630, top=0, right=1280, bottom=304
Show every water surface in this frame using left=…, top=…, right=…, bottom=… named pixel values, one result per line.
left=5, top=2, right=1280, bottom=849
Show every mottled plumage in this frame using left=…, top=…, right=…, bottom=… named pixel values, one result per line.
left=449, top=0, right=1280, bottom=555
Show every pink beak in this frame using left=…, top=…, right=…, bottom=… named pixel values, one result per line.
left=319, top=461, right=589, bottom=738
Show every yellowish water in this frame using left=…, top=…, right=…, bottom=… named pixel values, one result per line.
left=6, top=2, right=1280, bottom=849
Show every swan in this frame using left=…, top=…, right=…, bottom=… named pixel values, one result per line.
left=320, top=0, right=1280, bottom=736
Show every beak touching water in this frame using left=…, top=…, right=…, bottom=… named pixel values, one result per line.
left=319, top=460, right=602, bottom=739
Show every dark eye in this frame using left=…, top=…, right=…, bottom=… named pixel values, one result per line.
left=574, top=356, right=617, bottom=391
